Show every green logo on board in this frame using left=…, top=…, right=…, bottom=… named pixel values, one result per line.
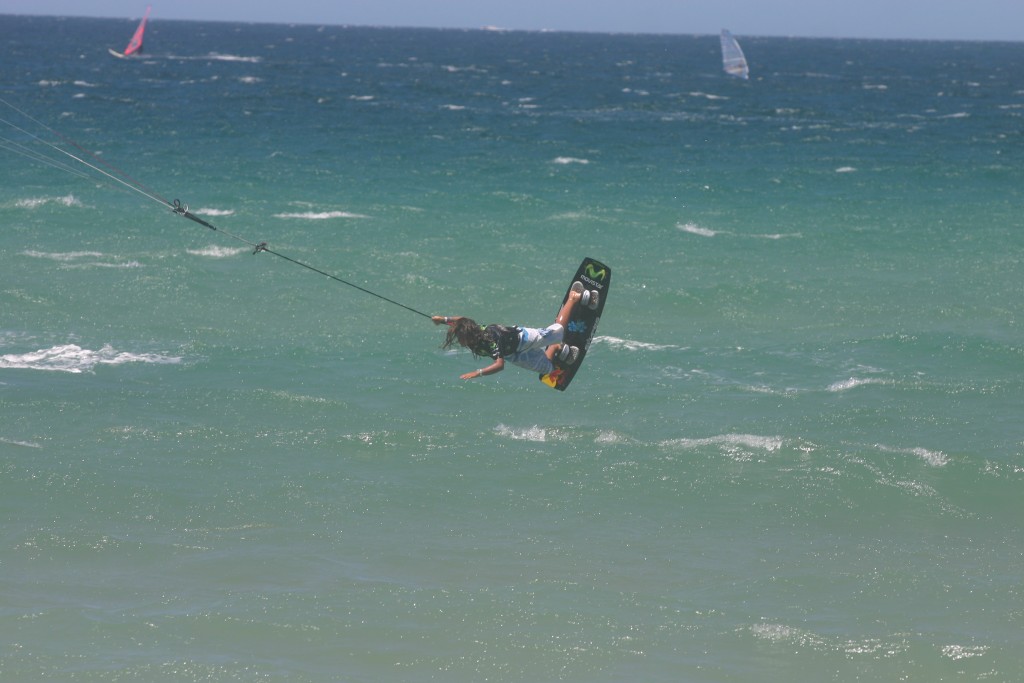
left=584, top=263, right=607, bottom=281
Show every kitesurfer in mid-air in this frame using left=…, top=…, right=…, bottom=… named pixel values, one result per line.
left=432, top=282, right=598, bottom=380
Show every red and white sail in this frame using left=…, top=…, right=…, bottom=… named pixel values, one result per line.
left=118, top=6, right=151, bottom=57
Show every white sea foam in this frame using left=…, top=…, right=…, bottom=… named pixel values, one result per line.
left=553, top=157, right=590, bottom=165
left=192, top=208, right=235, bottom=217
left=23, top=250, right=104, bottom=261
left=205, top=53, right=262, bottom=63
left=750, top=622, right=806, bottom=643
left=0, top=437, right=43, bottom=449
left=687, top=91, right=728, bottom=101
left=595, top=430, right=630, bottom=444
left=22, top=250, right=141, bottom=269
left=14, top=194, right=84, bottom=209
left=494, top=424, right=547, bottom=442
left=748, top=622, right=908, bottom=658
left=65, top=261, right=142, bottom=269
left=660, top=434, right=785, bottom=462
left=0, top=344, right=182, bottom=374
left=752, top=232, right=803, bottom=239
left=876, top=444, right=950, bottom=467
left=908, top=447, right=949, bottom=467
left=835, top=166, right=857, bottom=173
left=677, top=222, right=718, bottom=237
left=598, top=336, right=681, bottom=352
left=827, top=377, right=887, bottom=392
left=186, top=245, right=247, bottom=258
left=272, top=210, right=369, bottom=220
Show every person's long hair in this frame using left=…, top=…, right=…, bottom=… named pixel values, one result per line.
left=441, top=318, right=489, bottom=356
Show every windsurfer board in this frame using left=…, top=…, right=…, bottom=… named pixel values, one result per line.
left=540, top=257, right=610, bottom=391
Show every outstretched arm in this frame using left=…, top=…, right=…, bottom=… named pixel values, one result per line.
left=461, top=357, right=504, bottom=380
left=431, top=315, right=464, bottom=326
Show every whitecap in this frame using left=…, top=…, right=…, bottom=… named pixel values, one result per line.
left=908, top=447, right=949, bottom=467
left=192, top=207, right=235, bottom=217
left=597, top=336, right=681, bottom=352
left=0, top=438, right=42, bottom=449
left=553, top=157, right=590, bottom=165
left=876, top=444, right=950, bottom=467
left=827, top=377, right=886, bottom=392
left=660, top=433, right=784, bottom=457
left=595, top=430, right=629, bottom=444
left=64, top=261, right=141, bottom=269
left=752, top=232, right=802, bottom=239
left=22, top=250, right=104, bottom=261
left=0, top=344, right=182, bottom=374
left=205, top=53, right=262, bottom=63
left=272, top=210, right=369, bottom=220
left=14, top=194, right=84, bottom=209
left=23, top=249, right=141, bottom=269
left=687, top=91, right=728, bottom=101
left=494, top=424, right=546, bottom=442
left=186, top=245, right=247, bottom=258
left=750, top=623, right=803, bottom=643
left=677, top=222, right=717, bottom=237
left=835, top=166, right=857, bottom=173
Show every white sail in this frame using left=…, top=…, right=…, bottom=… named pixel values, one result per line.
left=720, top=29, right=749, bottom=80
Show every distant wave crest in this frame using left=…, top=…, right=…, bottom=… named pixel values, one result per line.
left=13, top=194, right=84, bottom=209
left=204, top=53, right=262, bottom=63
left=0, top=344, right=182, bottom=374
left=660, top=433, right=784, bottom=460
left=876, top=444, right=949, bottom=467
left=187, top=245, right=247, bottom=258
left=677, top=222, right=718, bottom=237
left=272, top=210, right=369, bottom=220
left=827, top=377, right=889, bottom=392
left=22, top=250, right=140, bottom=269
left=676, top=222, right=801, bottom=240
left=0, top=437, right=42, bottom=449
left=598, top=336, right=681, bottom=352
left=494, top=424, right=547, bottom=442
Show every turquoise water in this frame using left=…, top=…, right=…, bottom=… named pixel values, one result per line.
left=2, top=16, right=1023, bottom=682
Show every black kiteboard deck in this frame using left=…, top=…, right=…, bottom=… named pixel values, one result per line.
left=540, top=257, right=610, bottom=391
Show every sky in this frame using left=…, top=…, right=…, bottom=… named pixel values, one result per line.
left=3, top=0, right=1024, bottom=43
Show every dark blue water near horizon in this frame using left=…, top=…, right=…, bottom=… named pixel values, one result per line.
left=2, top=14, right=1023, bottom=682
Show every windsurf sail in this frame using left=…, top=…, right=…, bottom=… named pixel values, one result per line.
left=720, top=29, right=749, bottom=80
left=116, top=6, right=151, bottom=57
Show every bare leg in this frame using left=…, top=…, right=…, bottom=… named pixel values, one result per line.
left=546, top=289, right=583, bottom=362
left=555, top=288, right=582, bottom=327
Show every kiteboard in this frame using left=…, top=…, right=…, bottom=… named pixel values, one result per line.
left=540, top=257, right=610, bottom=391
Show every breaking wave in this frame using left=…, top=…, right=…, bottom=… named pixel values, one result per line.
left=0, top=344, right=183, bottom=374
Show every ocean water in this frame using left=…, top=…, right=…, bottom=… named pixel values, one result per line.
left=2, top=15, right=1023, bottom=682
